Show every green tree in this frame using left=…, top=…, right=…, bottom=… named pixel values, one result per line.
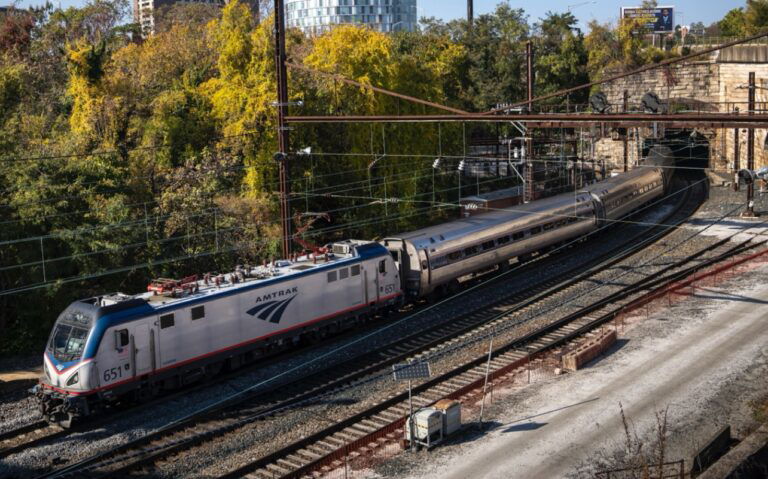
left=745, top=0, right=768, bottom=34
left=719, top=8, right=747, bottom=36
left=533, top=11, right=588, bottom=105
left=584, top=20, right=619, bottom=82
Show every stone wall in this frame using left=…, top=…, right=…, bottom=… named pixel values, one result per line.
left=593, top=59, right=768, bottom=173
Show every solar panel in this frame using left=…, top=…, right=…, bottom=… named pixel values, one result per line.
left=392, top=361, right=431, bottom=381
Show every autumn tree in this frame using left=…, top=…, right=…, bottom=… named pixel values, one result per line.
left=720, top=8, right=747, bottom=36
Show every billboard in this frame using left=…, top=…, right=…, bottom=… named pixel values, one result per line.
left=621, top=6, right=675, bottom=33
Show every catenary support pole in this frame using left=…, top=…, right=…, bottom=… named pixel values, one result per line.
left=734, top=116, right=740, bottom=192
left=525, top=41, right=535, bottom=203
left=744, top=72, right=758, bottom=217
left=408, top=379, right=415, bottom=451
left=623, top=90, right=629, bottom=172
left=274, top=0, right=292, bottom=257
left=479, top=336, right=494, bottom=429
left=467, top=0, right=473, bottom=29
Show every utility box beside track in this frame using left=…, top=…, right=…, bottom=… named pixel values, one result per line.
left=404, top=401, right=462, bottom=450
left=434, top=399, right=462, bottom=436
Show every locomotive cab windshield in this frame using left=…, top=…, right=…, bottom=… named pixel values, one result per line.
left=48, top=309, right=93, bottom=363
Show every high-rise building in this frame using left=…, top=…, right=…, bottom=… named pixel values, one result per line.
left=133, top=0, right=232, bottom=36
left=285, top=0, right=417, bottom=35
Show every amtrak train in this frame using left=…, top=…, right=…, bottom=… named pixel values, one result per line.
left=35, top=165, right=667, bottom=426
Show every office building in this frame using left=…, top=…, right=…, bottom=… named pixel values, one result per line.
left=285, top=0, right=417, bottom=35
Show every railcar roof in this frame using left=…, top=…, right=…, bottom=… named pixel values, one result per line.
left=580, top=166, right=660, bottom=194
left=84, top=240, right=386, bottom=315
left=387, top=191, right=591, bottom=250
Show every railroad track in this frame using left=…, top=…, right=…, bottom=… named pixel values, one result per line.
left=0, top=421, right=65, bottom=459
left=219, top=235, right=761, bottom=479
left=34, top=177, right=707, bottom=478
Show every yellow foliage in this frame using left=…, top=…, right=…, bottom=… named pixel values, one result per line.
left=199, top=0, right=280, bottom=192
left=305, top=25, right=393, bottom=112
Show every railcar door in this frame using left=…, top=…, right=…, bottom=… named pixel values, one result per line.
left=132, top=323, right=153, bottom=376
left=418, top=248, right=430, bottom=294
left=382, top=239, right=408, bottom=293
left=587, top=192, right=605, bottom=226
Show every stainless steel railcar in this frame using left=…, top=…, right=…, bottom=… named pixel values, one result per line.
left=383, top=193, right=598, bottom=298
left=384, top=166, right=667, bottom=298
left=582, top=166, right=665, bottom=223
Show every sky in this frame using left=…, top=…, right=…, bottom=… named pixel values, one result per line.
left=5, top=0, right=748, bottom=30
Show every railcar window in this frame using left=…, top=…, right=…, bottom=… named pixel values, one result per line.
left=351, top=265, right=360, bottom=276
left=530, top=226, right=542, bottom=235
left=327, top=271, right=337, bottom=282
left=497, top=235, right=511, bottom=245
left=482, top=240, right=495, bottom=250
left=447, top=251, right=462, bottom=261
left=191, top=306, right=205, bottom=320
left=379, top=260, right=386, bottom=274
left=464, top=245, right=479, bottom=256
left=543, top=223, right=554, bottom=231
left=160, top=314, right=175, bottom=329
left=340, top=268, right=349, bottom=280
left=512, top=232, right=525, bottom=241
left=115, top=329, right=129, bottom=349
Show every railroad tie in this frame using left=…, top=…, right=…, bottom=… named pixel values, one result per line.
left=376, top=410, right=403, bottom=421
left=286, top=454, right=310, bottom=467
left=420, top=390, right=445, bottom=401
left=361, top=418, right=389, bottom=429
left=350, top=423, right=376, bottom=434
left=250, top=470, right=275, bottom=479
left=430, top=385, right=454, bottom=396
left=265, top=462, right=292, bottom=475
left=296, top=448, right=321, bottom=461
left=334, top=430, right=360, bottom=441
left=489, top=359, right=507, bottom=369
left=389, top=405, right=410, bottom=415
left=277, top=457, right=301, bottom=470
left=306, top=443, right=331, bottom=456
left=319, top=438, right=342, bottom=449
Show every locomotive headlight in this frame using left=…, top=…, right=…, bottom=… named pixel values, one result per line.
left=66, top=372, right=79, bottom=386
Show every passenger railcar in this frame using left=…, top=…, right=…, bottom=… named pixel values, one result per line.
left=581, top=166, right=665, bottom=223
left=384, top=166, right=668, bottom=298
left=383, top=192, right=598, bottom=298
left=36, top=240, right=401, bottom=426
